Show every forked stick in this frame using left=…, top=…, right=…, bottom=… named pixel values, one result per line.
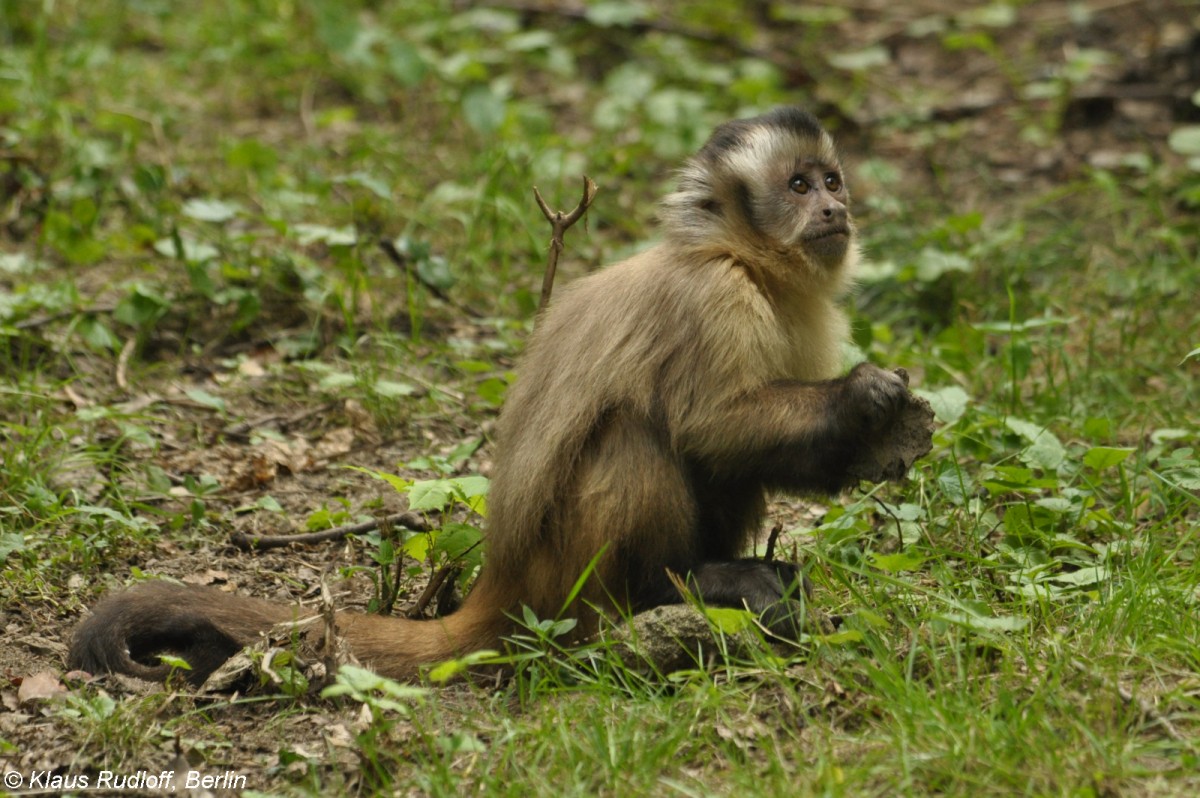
left=533, top=176, right=598, bottom=316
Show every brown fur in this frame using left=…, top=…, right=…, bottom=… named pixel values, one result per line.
left=68, top=107, right=909, bottom=684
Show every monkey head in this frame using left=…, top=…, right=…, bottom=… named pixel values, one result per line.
left=659, top=107, right=856, bottom=282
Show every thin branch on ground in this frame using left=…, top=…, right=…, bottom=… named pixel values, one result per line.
left=14, top=303, right=118, bottom=330
left=1069, top=658, right=1187, bottom=745
left=379, top=237, right=483, bottom=318
left=231, top=511, right=430, bottom=551
left=222, top=401, right=338, bottom=441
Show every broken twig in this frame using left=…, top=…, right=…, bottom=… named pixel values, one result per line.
left=764, top=522, right=784, bottom=563
left=533, top=175, right=597, bottom=315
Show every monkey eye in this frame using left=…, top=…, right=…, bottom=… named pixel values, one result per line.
left=824, top=173, right=842, bottom=192
left=788, top=175, right=809, bottom=195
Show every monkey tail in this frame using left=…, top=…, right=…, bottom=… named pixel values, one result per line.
left=67, top=578, right=515, bottom=685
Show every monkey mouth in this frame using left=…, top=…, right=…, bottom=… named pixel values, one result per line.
left=802, top=226, right=851, bottom=265
left=804, top=226, right=850, bottom=242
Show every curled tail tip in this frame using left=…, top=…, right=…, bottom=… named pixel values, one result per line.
left=66, top=582, right=245, bottom=685
left=68, top=626, right=169, bottom=683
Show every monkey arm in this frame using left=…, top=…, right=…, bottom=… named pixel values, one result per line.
left=678, top=362, right=909, bottom=492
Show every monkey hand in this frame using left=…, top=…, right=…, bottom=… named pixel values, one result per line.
left=840, top=362, right=909, bottom=434
left=840, top=366, right=936, bottom=485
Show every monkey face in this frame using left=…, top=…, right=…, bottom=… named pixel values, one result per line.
left=783, top=158, right=852, bottom=267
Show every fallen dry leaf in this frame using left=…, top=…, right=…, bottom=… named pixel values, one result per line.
left=17, top=671, right=66, bottom=705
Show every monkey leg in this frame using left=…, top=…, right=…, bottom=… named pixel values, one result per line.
left=626, top=558, right=810, bottom=638
left=685, top=559, right=810, bottom=638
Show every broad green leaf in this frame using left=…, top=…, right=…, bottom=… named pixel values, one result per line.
left=913, top=247, right=972, bottom=282
left=312, top=1, right=358, bottom=53
left=446, top=438, right=483, bottom=465
left=585, top=0, right=648, bottom=26
left=813, top=629, right=865, bottom=645
left=1150, top=428, right=1190, bottom=444
left=507, top=30, right=556, bottom=52
left=114, top=285, right=170, bottom=328
left=852, top=608, right=889, bottom=628
left=407, top=476, right=489, bottom=515
left=184, top=389, right=226, bottom=413
left=1082, top=446, right=1135, bottom=471
left=373, top=379, right=417, bottom=398
left=153, top=235, right=218, bottom=263
left=426, top=650, right=501, bottom=684
left=1002, top=504, right=1038, bottom=537
left=828, top=46, right=890, bottom=71
left=870, top=552, right=926, bottom=572
left=76, top=316, right=120, bottom=352
left=936, top=612, right=1028, bottom=632
left=333, top=170, right=392, bottom=200
left=387, top=40, right=427, bottom=86
left=936, top=469, right=975, bottom=504
left=775, top=6, right=849, bottom=23
left=317, top=371, right=357, bottom=390
left=256, top=495, right=283, bottom=513
left=416, top=255, right=455, bottom=291
left=462, top=84, right=506, bottom=135
left=915, top=385, right=970, bottom=424
left=476, top=377, right=508, bottom=406
left=974, top=317, right=1071, bottom=333
left=958, top=4, right=1017, bottom=27
left=1006, top=417, right=1065, bottom=470
left=323, top=664, right=427, bottom=699
left=703, top=607, right=755, bottom=634
left=0, top=532, right=26, bottom=562
left=449, top=475, right=489, bottom=500
left=402, top=532, right=431, bottom=561
left=1168, top=126, right=1200, bottom=156
left=1034, top=497, right=1073, bottom=513
left=1044, top=565, right=1109, bottom=586
left=891, top=503, right=923, bottom=521
left=454, top=360, right=494, bottom=374
left=293, top=223, right=355, bottom=247
left=181, top=197, right=240, bottom=223
left=225, top=138, right=278, bottom=173
left=434, top=522, right=484, bottom=566
left=0, top=252, right=43, bottom=274
left=407, top=482, right=449, bottom=511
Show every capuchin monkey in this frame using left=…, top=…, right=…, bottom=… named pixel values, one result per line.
left=69, top=107, right=911, bottom=684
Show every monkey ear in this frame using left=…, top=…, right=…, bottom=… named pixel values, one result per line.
left=699, top=199, right=721, bottom=215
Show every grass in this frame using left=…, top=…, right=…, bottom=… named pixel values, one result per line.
left=2, top=1, right=1198, bottom=796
